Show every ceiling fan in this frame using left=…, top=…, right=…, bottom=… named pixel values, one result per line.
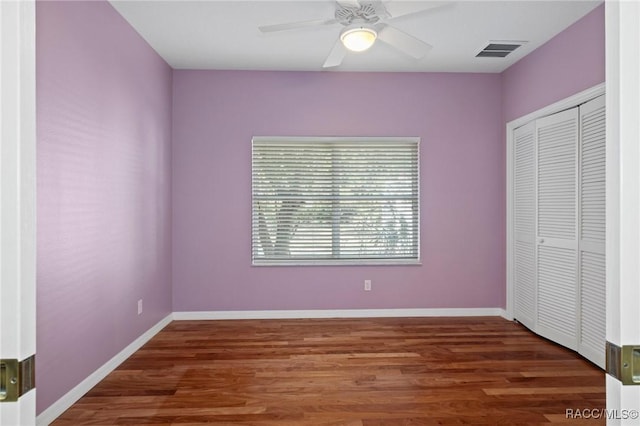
left=258, top=0, right=448, bottom=68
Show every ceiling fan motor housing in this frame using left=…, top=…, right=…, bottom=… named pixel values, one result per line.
left=335, top=1, right=385, bottom=25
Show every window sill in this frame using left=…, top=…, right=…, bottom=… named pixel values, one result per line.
left=252, top=259, right=422, bottom=267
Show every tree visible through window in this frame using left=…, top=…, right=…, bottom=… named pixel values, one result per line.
left=252, top=137, right=419, bottom=265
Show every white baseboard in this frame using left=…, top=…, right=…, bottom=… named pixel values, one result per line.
left=500, top=309, right=514, bottom=321
left=36, top=314, right=173, bottom=426
left=173, top=308, right=508, bottom=320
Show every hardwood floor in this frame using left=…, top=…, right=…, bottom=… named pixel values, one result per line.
left=52, top=317, right=605, bottom=425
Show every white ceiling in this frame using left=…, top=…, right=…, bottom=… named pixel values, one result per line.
left=110, top=0, right=602, bottom=73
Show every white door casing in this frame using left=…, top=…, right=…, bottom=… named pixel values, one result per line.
left=0, top=0, right=37, bottom=425
left=605, top=1, right=640, bottom=423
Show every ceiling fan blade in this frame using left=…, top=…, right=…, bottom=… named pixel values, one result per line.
left=376, top=23, right=432, bottom=59
left=383, top=1, right=450, bottom=19
left=323, top=39, right=347, bottom=68
left=259, top=18, right=338, bottom=33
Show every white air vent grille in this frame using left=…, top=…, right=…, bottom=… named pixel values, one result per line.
left=476, top=42, right=524, bottom=58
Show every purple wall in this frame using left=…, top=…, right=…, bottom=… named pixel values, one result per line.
left=34, top=0, right=606, bottom=417
left=36, top=1, right=172, bottom=413
left=502, top=4, right=605, bottom=123
left=172, top=71, right=505, bottom=312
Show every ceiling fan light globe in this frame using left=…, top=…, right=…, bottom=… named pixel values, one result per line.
left=340, top=27, right=377, bottom=52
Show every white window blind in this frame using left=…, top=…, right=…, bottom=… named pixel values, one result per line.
left=252, top=137, right=420, bottom=265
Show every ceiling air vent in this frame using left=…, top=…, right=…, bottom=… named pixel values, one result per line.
left=476, top=42, right=524, bottom=58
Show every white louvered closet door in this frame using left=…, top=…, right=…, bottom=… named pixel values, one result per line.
left=535, top=108, right=579, bottom=351
left=577, top=95, right=606, bottom=368
left=513, top=122, right=537, bottom=331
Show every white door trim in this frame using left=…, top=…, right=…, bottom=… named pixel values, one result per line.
left=505, top=82, right=605, bottom=321
left=0, top=0, right=37, bottom=424
left=605, top=1, right=640, bottom=423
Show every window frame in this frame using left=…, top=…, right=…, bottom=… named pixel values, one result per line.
left=251, top=136, right=421, bottom=266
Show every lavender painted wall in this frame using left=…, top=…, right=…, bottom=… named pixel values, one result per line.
left=172, top=71, right=505, bottom=312
left=36, top=1, right=172, bottom=413
left=33, top=0, right=605, bottom=417
left=502, top=4, right=605, bottom=123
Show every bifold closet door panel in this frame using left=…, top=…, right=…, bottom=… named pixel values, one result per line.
left=513, top=122, right=536, bottom=331
left=535, top=107, right=579, bottom=351
left=578, top=94, right=606, bottom=368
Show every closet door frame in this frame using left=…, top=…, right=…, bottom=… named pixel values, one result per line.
left=506, top=83, right=605, bottom=321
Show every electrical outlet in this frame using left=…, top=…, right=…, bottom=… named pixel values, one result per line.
left=364, top=280, right=372, bottom=291
left=137, top=299, right=143, bottom=315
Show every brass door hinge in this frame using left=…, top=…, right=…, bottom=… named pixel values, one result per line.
left=606, top=341, right=640, bottom=385
left=0, top=355, right=35, bottom=402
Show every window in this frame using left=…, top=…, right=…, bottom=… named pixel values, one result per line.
left=252, top=137, right=420, bottom=265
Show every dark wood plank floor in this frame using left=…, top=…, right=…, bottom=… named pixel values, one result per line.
left=52, top=317, right=605, bottom=425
